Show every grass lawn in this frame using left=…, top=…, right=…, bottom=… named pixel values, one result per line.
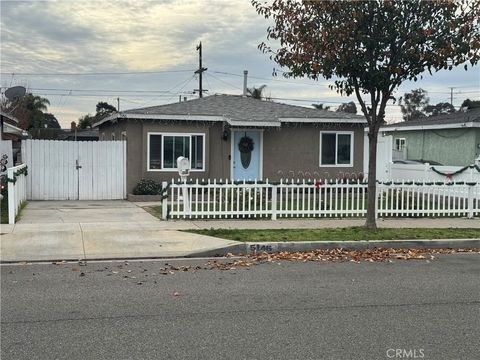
left=143, top=205, right=163, bottom=219
left=185, top=227, right=480, bottom=242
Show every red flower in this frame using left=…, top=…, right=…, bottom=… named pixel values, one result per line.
left=315, top=180, right=321, bottom=189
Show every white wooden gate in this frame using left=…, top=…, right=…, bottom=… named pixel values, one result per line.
left=22, top=139, right=126, bottom=200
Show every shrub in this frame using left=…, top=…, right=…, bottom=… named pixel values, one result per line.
left=132, top=178, right=163, bottom=195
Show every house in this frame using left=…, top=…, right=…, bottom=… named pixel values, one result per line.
left=1, top=111, right=25, bottom=166
left=380, top=108, right=480, bottom=166
left=94, top=94, right=366, bottom=193
left=29, top=122, right=99, bottom=141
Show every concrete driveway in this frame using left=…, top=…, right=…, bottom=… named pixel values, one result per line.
left=0, top=201, right=240, bottom=262
left=16, top=200, right=159, bottom=224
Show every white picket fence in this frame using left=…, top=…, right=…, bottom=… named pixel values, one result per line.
left=6, top=163, right=27, bottom=224
left=163, top=179, right=480, bottom=220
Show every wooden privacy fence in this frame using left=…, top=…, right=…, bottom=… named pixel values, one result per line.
left=22, top=139, right=126, bottom=200
left=163, top=179, right=480, bottom=220
left=6, top=163, right=28, bottom=224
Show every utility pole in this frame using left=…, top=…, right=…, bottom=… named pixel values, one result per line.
left=449, top=87, right=455, bottom=106
left=194, top=42, right=208, bottom=98
left=117, top=97, right=120, bottom=111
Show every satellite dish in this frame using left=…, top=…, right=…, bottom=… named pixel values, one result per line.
left=5, top=86, right=26, bottom=101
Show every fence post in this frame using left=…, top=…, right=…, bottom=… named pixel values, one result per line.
left=162, top=181, right=168, bottom=220
left=374, top=182, right=379, bottom=219
left=467, top=185, right=474, bottom=219
left=7, top=167, right=15, bottom=224
left=271, top=184, right=277, bottom=220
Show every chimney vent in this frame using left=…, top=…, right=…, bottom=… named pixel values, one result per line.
left=243, top=70, right=248, bottom=96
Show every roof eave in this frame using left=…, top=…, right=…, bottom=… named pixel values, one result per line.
left=380, top=122, right=479, bottom=132
left=280, top=117, right=367, bottom=124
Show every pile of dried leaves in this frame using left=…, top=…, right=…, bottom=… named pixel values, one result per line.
left=247, top=247, right=479, bottom=263
left=54, top=248, right=479, bottom=278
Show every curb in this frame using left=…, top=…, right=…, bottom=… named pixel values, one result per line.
left=2, top=239, right=478, bottom=264
left=190, top=238, right=480, bottom=257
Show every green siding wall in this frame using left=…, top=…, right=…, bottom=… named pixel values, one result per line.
left=391, top=128, right=478, bottom=166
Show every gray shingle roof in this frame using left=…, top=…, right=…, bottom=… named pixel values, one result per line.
left=383, top=108, right=480, bottom=129
left=115, top=94, right=365, bottom=124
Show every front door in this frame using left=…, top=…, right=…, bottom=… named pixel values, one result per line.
left=232, top=130, right=262, bottom=180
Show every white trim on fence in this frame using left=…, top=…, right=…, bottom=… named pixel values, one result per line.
left=163, top=178, right=479, bottom=220
left=7, top=163, right=27, bottom=224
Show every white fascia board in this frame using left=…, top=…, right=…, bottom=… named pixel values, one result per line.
left=380, top=122, right=479, bottom=132
left=92, top=113, right=118, bottom=128
left=3, top=122, right=23, bottom=134
left=228, top=120, right=280, bottom=127
left=94, top=113, right=225, bottom=127
left=280, top=117, right=367, bottom=124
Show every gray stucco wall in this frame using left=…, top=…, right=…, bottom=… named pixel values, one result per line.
left=262, top=123, right=364, bottom=180
left=99, top=120, right=365, bottom=193
left=390, top=128, right=479, bottom=166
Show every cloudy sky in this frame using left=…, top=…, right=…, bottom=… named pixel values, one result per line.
left=1, top=0, right=479, bottom=128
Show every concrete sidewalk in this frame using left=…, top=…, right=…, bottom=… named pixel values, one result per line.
left=156, top=217, right=480, bottom=230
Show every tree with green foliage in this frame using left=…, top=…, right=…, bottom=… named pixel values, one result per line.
left=43, top=113, right=60, bottom=129
left=312, top=103, right=330, bottom=111
left=247, top=85, right=267, bottom=100
left=399, top=88, right=429, bottom=121
left=77, top=101, right=117, bottom=129
left=424, top=102, right=456, bottom=117
left=253, top=0, right=480, bottom=229
left=95, top=101, right=117, bottom=119
left=461, top=98, right=480, bottom=110
left=336, top=102, right=357, bottom=114
left=2, top=93, right=52, bottom=130
left=77, top=114, right=95, bottom=130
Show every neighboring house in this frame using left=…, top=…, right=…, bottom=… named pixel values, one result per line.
left=57, top=128, right=99, bottom=141
left=94, top=94, right=366, bottom=193
left=1, top=111, right=25, bottom=165
left=381, top=108, right=480, bottom=166
left=1, top=111, right=24, bottom=141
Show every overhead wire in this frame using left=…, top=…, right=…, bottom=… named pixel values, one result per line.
left=0, top=69, right=196, bottom=76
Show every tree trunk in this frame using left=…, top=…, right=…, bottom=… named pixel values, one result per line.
left=365, top=128, right=379, bottom=229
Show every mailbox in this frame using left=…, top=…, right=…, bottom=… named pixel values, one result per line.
left=177, top=156, right=190, bottom=176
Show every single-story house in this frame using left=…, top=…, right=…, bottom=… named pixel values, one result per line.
left=94, top=94, right=366, bottom=193
left=380, top=108, right=480, bottom=166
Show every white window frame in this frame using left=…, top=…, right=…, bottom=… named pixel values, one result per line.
left=319, top=131, right=354, bottom=167
left=395, top=138, right=406, bottom=151
left=147, top=132, right=206, bottom=172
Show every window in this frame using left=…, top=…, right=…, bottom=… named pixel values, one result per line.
left=148, top=133, right=205, bottom=171
left=395, top=138, right=406, bottom=151
left=320, top=131, right=353, bottom=167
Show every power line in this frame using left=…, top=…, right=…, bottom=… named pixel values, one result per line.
left=207, top=73, right=242, bottom=90
left=0, top=69, right=195, bottom=76
left=212, top=70, right=329, bottom=87
left=8, top=87, right=180, bottom=94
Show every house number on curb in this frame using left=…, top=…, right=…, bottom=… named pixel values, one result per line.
left=249, top=244, right=277, bottom=253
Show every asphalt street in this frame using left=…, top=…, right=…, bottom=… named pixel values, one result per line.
left=1, top=253, right=479, bottom=360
